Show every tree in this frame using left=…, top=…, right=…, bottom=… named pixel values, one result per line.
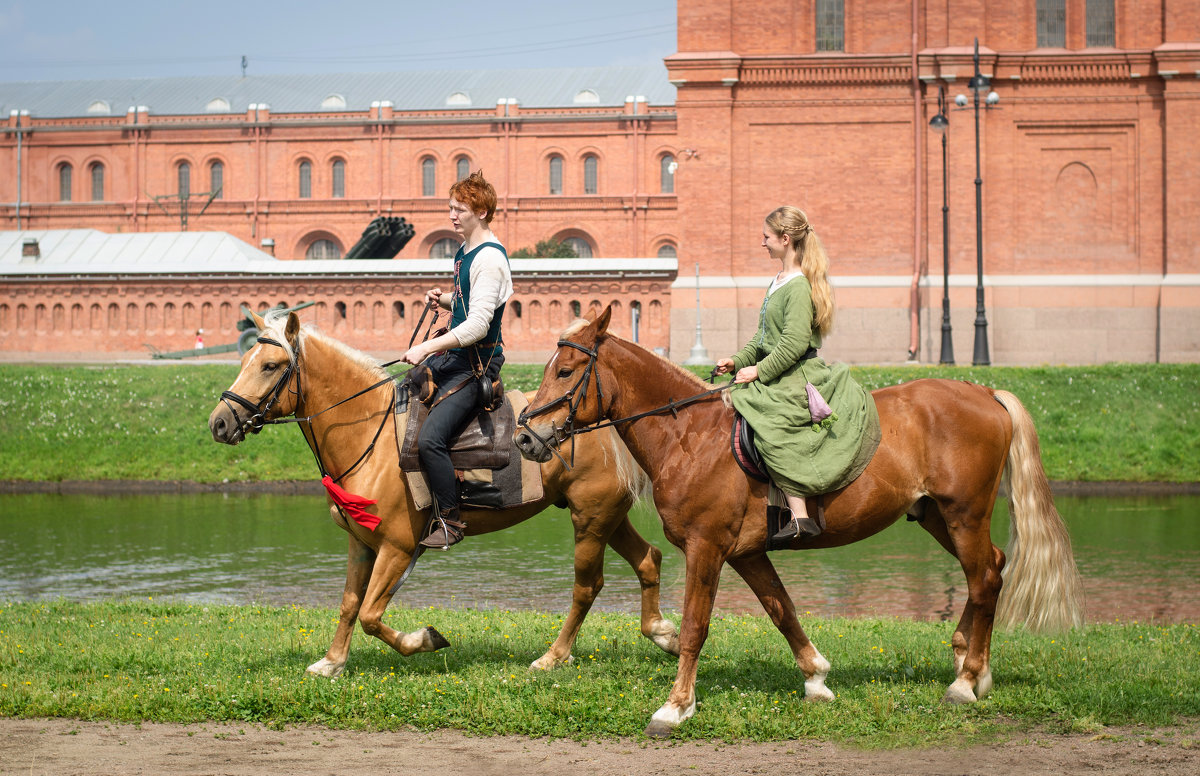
left=509, top=238, right=578, bottom=258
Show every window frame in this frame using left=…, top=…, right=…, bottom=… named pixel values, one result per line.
left=298, top=161, right=312, bottom=199
left=549, top=155, right=563, bottom=195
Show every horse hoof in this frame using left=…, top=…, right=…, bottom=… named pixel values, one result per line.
left=530, top=653, right=571, bottom=671
left=975, top=670, right=993, bottom=699
left=425, top=626, right=450, bottom=651
left=306, top=658, right=345, bottom=678
left=644, top=720, right=675, bottom=739
left=942, top=679, right=977, bottom=704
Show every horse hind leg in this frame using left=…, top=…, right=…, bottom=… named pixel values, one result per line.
left=354, top=548, right=451, bottom=659
left=917, top=502, right=1003, bottom=702
left=530, top=522, right=607, bottom=671
left=727, top=554, right=834, bottom=701
left=607, top=515, right=679, bottom=656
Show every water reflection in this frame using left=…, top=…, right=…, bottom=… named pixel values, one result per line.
left=0, top=492, right=1196, bottom=623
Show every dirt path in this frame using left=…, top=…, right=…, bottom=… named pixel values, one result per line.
left=3, top=718, right=1197, bottom=776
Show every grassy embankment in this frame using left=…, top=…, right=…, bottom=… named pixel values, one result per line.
left=1, top=600, right=1197, bottom=745
left=0, top=362, right=1196, bottom=484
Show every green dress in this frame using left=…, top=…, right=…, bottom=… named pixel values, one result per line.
left=730, top=275, right=881, bottom=497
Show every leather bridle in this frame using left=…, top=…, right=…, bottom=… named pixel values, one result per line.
left=517, top=336, right=732, bottom=464
left=218, top=336, right=298, bottom=437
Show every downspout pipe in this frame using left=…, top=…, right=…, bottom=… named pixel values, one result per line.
left=908, top=0, right=923, bottom=361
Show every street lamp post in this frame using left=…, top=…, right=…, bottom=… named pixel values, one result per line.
left=929, top=85, right=954, bottom=365
left=957, top=38, right=999, bottom=366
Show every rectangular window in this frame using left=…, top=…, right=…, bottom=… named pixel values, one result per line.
left=816, top=0, right=844, bottom=52
left=1086, top=0, right=1115, bottom=46
left=178, top=163, right=191, bottom=199
left=1037, top=0, right=1066, bottom=47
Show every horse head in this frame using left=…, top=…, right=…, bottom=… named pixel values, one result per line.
left=208, top=310, right=303, bottom=445
left=514, top=305, right=615, bottom=463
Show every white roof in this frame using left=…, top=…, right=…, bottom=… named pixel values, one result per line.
left=1, top=230, right=678, bottom=277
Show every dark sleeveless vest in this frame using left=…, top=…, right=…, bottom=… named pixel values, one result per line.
left=450, top=241, right=508, bottom=361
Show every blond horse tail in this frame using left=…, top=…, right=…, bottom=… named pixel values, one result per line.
left=993, top=390, right=1085, bottom=633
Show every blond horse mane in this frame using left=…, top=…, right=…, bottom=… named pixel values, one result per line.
left=261, top=309, right=387, bottom=382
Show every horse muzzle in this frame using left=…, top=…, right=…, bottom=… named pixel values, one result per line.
left=513, top=424, right=558, bottom=463
left=208, top=403, right=246, bottom=446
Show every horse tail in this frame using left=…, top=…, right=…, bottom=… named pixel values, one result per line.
left=602, top=427, right=653, bottom=505
left=992, top=389, right=1085, bottom=633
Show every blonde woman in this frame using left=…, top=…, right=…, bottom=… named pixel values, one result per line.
left=715, top=206, right=880, bottom=542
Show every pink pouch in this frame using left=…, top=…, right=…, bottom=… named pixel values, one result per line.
left=806, top=382, right=833, bottom=423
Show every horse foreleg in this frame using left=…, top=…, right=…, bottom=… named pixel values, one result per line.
left=308, top=530, right=375, bottom=678
left=644, top=543, right=723, bottom=739
left=727, top=554, right=834, bottom=701
left=531, top=525, right=606, bottom=671
left=357, top=548, right=451, bottom=658
left=607, top=515, right=679, bottom=656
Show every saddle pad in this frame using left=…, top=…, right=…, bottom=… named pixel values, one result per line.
left=731, top=413, right=770, bottom=483
left=396, top=386, right=544, bottom=512
left=397, top=380, right=514, bottom=472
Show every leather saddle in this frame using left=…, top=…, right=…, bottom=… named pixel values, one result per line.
left=396, top=376, right=513, bottom=473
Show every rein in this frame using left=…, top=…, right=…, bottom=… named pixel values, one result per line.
left=516, top=338, right=732, bottom=464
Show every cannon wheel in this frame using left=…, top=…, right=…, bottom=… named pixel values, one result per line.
left=236, top=327, right=260, bottom=356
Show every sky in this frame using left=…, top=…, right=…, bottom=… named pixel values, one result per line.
left=0, top=0, right=677, bottom=82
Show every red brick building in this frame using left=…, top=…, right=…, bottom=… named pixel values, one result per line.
left=3, top=2, right=1198, bottom=364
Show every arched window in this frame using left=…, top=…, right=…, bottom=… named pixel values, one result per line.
left=583, top=155, right=598, bottom=194
left=564, top=236, right=592, bottom=258
left=177, top=162, right=191, bottom=198
left=660, top=155, right=675, bottom=194
left=657, top=244, right=677, bottom=259
left=209, top=161, right=224, bottom=199
left=299, top=161, right=312, bottom=199
left=58, top=163, right=73, bottom=202
left=548, top=155, right=563, bottom=195
left=421, top=158, right=437, bottom=197
left=90, top=162, right=105, bottom=201
left=430, top=237, right=459, bottom=258
left=306, top=239, right=339, bottom=259
left=332, top=159, right=345, bottom=198
left=456, top=157, right=470, bottom=181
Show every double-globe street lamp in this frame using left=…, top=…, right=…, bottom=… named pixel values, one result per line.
left=955, top=38, right=1000, bottom=366
left=928, top=85, right=954, bottom=365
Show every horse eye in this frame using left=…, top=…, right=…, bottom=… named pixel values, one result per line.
left=263, top=362, right=279, bottom=372
left=557, top=368, right=573, bottom=379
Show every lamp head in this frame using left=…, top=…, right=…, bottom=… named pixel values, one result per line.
left=929, top=113, right=949, bottom=133
left=986, top=91, right=1000, bottom=106
left=954, top=94, right=968, bottom=108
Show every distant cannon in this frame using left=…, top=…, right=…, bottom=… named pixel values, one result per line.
left=146, top=301, right=316, bottom=359
left=343, top=216, right=415, bottom=259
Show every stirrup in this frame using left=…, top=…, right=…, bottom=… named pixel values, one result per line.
left=772, top=515, right=822, bottom=542
left=420, top=513, right=466, bottom=550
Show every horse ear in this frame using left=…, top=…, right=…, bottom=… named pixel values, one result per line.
left=594, top=305, right=612, bottom=337
left=284, top=312, right=301, bottom=349
left=249, top=309, right=267, bottom=330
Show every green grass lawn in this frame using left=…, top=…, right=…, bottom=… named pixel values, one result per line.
left=1, top=601, right=1196, bottom=745
left=0, top=362, right=1196, bottom=484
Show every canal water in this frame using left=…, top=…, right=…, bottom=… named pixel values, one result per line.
left=0, top=492, right=1196, bottom=623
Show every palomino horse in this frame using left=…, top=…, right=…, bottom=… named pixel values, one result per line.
left=208, top=309, right=680, bottom=678
left=515, top=308, right=1083, bottom=738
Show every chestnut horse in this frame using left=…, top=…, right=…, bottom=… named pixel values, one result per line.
left=515, top=308, right=1083, bottom=738
left=208, top=309, right=679, bottom=678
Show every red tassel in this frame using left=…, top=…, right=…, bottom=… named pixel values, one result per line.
left=321, top=475, right=381, bottom=531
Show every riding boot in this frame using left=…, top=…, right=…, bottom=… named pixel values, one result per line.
left=771, top=515, right=823, bottom=542
left=420, top=506, right=466, bottom=550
